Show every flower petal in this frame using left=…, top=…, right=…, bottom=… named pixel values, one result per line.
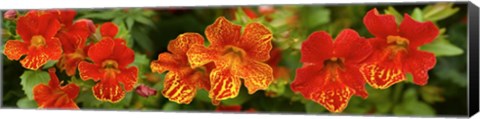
left=17, top=12, right=61, bottom=42
left=236, top=60, right=273, bottom=94
left=49, top=9, right=76, bottom=27
left=44, top=37, right=63, bottom=60
left=205, top=17, right=242, bottom=47
left=92, top=79, right=125, bottom=103
left=333, top=29, right=372, bottom=64
left=290, top=64, right=325, bottom=98
left=61, top=83, right=80, bottom=100
left=238, top=22, right=273, bottom=61
left=300, top=31, right=333, bottom=64
left=399, top=14, right=439, bottom=48
left=151, top=53, right=180, bottom=73
left=20, top=49, right=49, bottom=70
left=88, top=38, right=115, bottom=64
left=360, top=49, right=407, bottom=89
left=3, top=40, right=28, bottom=61
left=78, top=61, right=102, bottom=81
left=162, top=72, right=197, bottom=104
left=118, top=67, right=138, bottom=91
left=168, top=33, right=205, bottom=55
left=186, top=45, right=220, bottom=68
left=209, top=68, right=241, bottom=105
left=363, top=8, right=399, bottom=38
left=310, top=81, right=354, bottom=113
left=339, top=65, right=368, bottom=98
left=404, top=50, right=436, bottom=86
left=100, top=22, right=119, bottom=38
left=111, top=40, right=135, bottom=68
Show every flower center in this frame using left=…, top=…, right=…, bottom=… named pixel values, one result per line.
left=324, top=57, right=345, bottom=82
left=222, top=45, right=247, bottom=67
left=102, top=60, right=120, bottom=78
left=30, top=35, right=46, bottom=48
left=387, top=35, right=409, bottom=48
left=69, top=49, right=85, bottom=59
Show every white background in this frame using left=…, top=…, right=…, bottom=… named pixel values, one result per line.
left=0, top=0, right=478, bottom=119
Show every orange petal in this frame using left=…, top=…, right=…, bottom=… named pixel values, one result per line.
left=186, top=45, right=220, bottom=68
left=238, top=22, right=273, bottom=62
left=44, top=37, right=63, bottom=61
left=61, top=83, right=80, bottom=99
left=162, top=72, right=197, bottom=104
left=310, top=81, right=354, bottom=113
left=20, top=49, right=49, bottom=70
left=78, top=61, right=102, bottom=81
left=209, top=68, right=241, bottom=105
left=236, top=60, right=273, bottom=94
left=92, top=79, right=125, bottom=103
left=167, top=33, right=205, bottom=55
left=88, top=37, right=115, bottom=64
left=118, top=67, right=138, bottom=91
left=33, top=84, right=79, bottom=109
left=360, top=49, right=406, bottom=89
left=205, top=17, right=242, bottom=46
left=3, top=40, right=28, bottom=61
left=100, top=22, right=118, bottom=38
left=151, top=53, right=180, bottom=73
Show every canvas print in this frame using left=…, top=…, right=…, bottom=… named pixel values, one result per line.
left=1, top=2, right=470, bottom=116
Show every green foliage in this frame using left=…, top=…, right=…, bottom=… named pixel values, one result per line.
left=16, top=97, right=37, bottom=108
left=20, top=70, right=50, bottom=100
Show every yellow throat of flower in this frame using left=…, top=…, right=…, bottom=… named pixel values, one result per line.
left=30, top=35, right=46, bottom=48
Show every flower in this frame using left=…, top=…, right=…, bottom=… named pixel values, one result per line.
left=33, top=68, right=80, bottom=109
left=3, top=11, right=62, bottom=70
left=135, top=84, right=158, bottom=98
left=3, top=10, right=17, bottom=20
left=186, top=17, right=274, bottom=105
left=51, top=10, right=96, bottom=76
left=78, top=23, right=137, bottom=103
left=150, top=33, right=211, bottom=104
left=359, top=8, right=439, bottom=89
left=290, top=29, right=372, bottom=113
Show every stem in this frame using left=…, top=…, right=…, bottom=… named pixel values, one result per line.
left=390, top=83, right=404, bottom=112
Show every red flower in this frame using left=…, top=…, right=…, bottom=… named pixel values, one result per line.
left=78, top=23, right=138, bottom=103
left=215, top=105, right=256, bottom=112
left=359, top=8, right=439, bottom=89
left=187, top=17, right=274, bottom=105
left=150, top=33, right=211, bottom=104
left=3, top=11, right=62, bottom=70
left=33, top=68, right=80, bottom=109
left=49, top=10, right=96, bottom=76
left=291, top=29, right=372, bottom=113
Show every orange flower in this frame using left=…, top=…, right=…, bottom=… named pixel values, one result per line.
left=3, top=11, right=62, bottom=70
left=50, top=10, right=96, bottom=76
left=33, top=68, right=80, bottom=109
left=78, top=22, right=138, bottom=103
left=150, top=33, right=211, bottom=104
left=186, top=17, right=274, bottom=105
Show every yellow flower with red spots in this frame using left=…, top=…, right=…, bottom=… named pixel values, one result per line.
left=186, top=17, right=274, bottom=105
left=150, top=33, right=212, bottom=104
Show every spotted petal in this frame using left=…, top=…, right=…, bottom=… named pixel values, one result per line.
left=205, top=17, right=242, bottom=47
left=209, top=68, right=241, bottom=105
left=162, top=72, right=197, bottom=104
left=236, top=60, right=273, bottom=94
left=92, top=79, right=125, bottom=103
left=168, top=33, right=205, bottom=55
left=3, top=40, right=28, bottom=61
left=404, top=50, right=436, bottom=86
left=363, top=8, right=399, bottom=38
left=360, top=48, right=406, bottom=89
left=238, top=23, right=273, bottom=62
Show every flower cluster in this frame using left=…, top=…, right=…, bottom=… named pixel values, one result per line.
left=152, top=16, right=274, bottom=105
left=290, top=8, right=439, bottom=113
left=3, top=10, right=138, bottom=108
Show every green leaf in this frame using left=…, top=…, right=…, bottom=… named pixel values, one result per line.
left=411, top=8, right=424, bottom=22
left=305, top=100, right=325, bottom=114
left=81, top=11, right=118, bottom=20
left=301, top=7, right=330, bottom=28
left=194, top=89, right=211, bottom=103
left=162, top=102, right=181, bottom=111
left=20, top=70, right=51, bottom=100
left=116, top=23, right=133, bottom=48
left=420, top=38, right=464, bottom=57
left=126, top=17, right=135, bottom=30
left=422, top=3, right=459, bottom=22
left=134, top=16, right=156, bottom=28
left=17, top=97, right=38, bottom=108
left=42, top=60, right=57, bottom=69
left=76, top=89, right=103, bottom=108
left=131, top=26, right=154, bottom=52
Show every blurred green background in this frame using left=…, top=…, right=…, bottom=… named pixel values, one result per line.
left=1, top=2, right=468, bottom=117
